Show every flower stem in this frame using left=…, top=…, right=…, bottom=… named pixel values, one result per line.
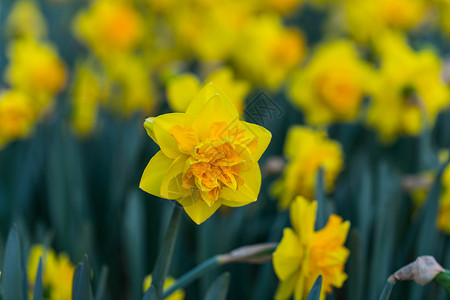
left=150, top=204, right=182, bottom=300
left=379, top=279, right=396, bottom=300
left=163, top=243, right=277, bottom=298
left=163, top=256, right=222, bottom=298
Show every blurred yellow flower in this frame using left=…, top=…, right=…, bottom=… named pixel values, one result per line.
left=142, top=275, right=184, bottom=300
left=140, top=83, right=271, bottom=224
left=105, top=54, right=155, bottom=114
left=73, top=0, right=143, bottom=58
left=27, top=245, right=74, bottom=300
left=167, top=67, right=250, bottom=114
left=343, top=0, right=428, bottom=43
left=289, top=40, right=373, bottom=124
left=0, top=90, right=36, bottom=148
left=273, top=196, right=350, bottom=300
left=5, top=38, right=66, bottom=106
left=169, top=1, right=253, bottom=61
left=368, top=32, right=450, bottom=143
left=272, top=126, right=343, bottom=209
left=5, top=0, right=47, bottom=39
left=71, top=63, right=106, bottom=136
left=234, top=14, right=305, bottom=89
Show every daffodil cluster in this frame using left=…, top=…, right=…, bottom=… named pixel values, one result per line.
left=0, top=0, right=65, bottom=148
left=27, top=245, right=75, bottom=300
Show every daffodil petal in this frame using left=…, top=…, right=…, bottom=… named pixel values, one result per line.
left=240, top=121, right=272, bottom=161
left=185, top=82, right=223, bottom=119
left=290, top=196, right=317, bottom=243
left=192, top=94, right=239, bottom=138
left=273, top=228, right=302, bottom=281
left=144, top=117, right=156, bottom=143
left=139, top=150, right=174, bottom=196
left=221, top=163, right=261, bottom=205
left=274, top=273, right=297, bottom=300
left=178, top=196, right=223, bottom=225
left=161, top=155, right=190, bottom=199
left=153, top=113, right=186, bottom=159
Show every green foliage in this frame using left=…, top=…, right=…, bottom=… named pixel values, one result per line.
left=203, top=272, right=230, bottom=300
left=306, top=275, right=322, bottom=300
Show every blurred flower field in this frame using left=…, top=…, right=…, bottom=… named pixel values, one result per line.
left=1, top=0, right=450, bottom=299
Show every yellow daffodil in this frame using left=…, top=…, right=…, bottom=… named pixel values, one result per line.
left=0, top=90, right=36, bottom=148
left=167, top=67, right=250, bottom=114
left=140, top=83, right=271, bottom=224
left=273, top=196, right=350, bottom=300
left=368, top=32, right=450, bottom=143
left=5, top=38, right=66, bottom=107
left=289, top=40, right=374, bottom=124
left=234, top=14, right=305, bottom=89
left=272, top=127, right=343, bottom=209
left=27, top=245, right=74, bottom=300
left=5, top=0, right=47, bottom=39
left=343, top=0, right=428, bottom=43
left=73, top=0, right=143, bottom=58
left=143, top=275, right=184, bottom=300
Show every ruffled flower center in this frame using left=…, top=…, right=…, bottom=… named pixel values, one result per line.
left=170, top=121, right=256, bottom=206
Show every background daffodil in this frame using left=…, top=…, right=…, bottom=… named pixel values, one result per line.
left=140, top=83, right=271, bottom=224
left=273, top=196, right=350, bottom=300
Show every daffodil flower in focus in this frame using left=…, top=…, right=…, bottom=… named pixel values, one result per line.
left=273, top=196, right=350, bottom=300
left=140, top=83, right=271, bottom=224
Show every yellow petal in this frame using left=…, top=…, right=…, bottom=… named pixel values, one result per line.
left=221, top=163, right=261, bottom=206
left=293, top=271, right=306, bottom=300
left=290, top=196, right=317, bottom=243
left=153, top=113, right=186, bottom=159
left=178, top=196, right=223, bottom=224
left=168, top=124, right=199, bottom=155
left=185, top=82, right=223, bottom=119
left=274, top=273, right=297, bottom=300
left=273, top=228, right=302, bottom=280
left=191, top=94, right=239, bottom=138
left=144, top=117, right=156, bottom=143
left=240, top=121, right=272, bottom=161
left=160, top=156, right=190, bottom=199
left=140, top=150, right=174, bottom=196
left=167, top=74, right=201, bottom=112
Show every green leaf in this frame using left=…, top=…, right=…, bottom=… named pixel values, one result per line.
left=306, top=275, right=322, bottom=300
left=435, top=270, right=450, bottom=294
left=142, top=285, right=157, bottom=300
left=203, top=272, right=230, bottom=300
left=2, top=226, right=25, bottom=300
left=72, top=255, right=93, bottom=300
left=94, top=266, right=108, bottom=300
left=32, top=258, right=44, bottom=300
left=314, top=168, right=326, bottom=230
left=149, top=205, right=182, bottom=299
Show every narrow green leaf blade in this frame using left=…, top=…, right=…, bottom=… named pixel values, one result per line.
left=306, top=275, right=322, bottom=300
left=72, top=255, right=93, bottom=300
left=32, top=257, right=44, bottom=300
left=204, top=272, right=230, bottom=300
left=2, top=226, right=25, bottom=300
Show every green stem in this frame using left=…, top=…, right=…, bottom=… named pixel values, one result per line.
left=163, top=256, right=222, bottom=298
left=379, top=279, right=395, bottom=300
left=150, top=205, right=182, bottom=300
